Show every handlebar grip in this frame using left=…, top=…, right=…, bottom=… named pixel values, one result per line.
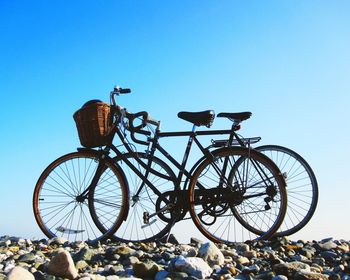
left=119, top=88, right=131, bottom=94
left=112, top=86, right=131, bottom=94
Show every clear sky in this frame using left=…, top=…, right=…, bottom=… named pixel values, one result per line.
left=0, top=0, right=349, bottom=242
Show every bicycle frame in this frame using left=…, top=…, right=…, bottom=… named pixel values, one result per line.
left=108, top=124, right=235, bottom=206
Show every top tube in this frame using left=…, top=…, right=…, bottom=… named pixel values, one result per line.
left=157, top=129, right=233, bottom=138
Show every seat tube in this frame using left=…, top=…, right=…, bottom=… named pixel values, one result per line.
left=176, top=125, right=196, bottom=184
left=133, top=136, right=158, bottom=198
left=218, top=124, right=237, bottom=188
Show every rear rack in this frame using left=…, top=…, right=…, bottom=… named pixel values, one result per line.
left=210, top=137, right=261, bottom=148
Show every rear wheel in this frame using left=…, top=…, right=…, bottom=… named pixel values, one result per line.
left=189, top=147, right=287, bottom=244
left=256, top=145, right=318, bottom=236
left=33, top=151, right=128, bottom=243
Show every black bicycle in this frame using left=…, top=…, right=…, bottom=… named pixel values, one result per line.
left=33, top=87, right=287, bottom=244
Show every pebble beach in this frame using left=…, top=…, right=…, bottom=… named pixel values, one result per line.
left=0, top=235, right=349, bottom=280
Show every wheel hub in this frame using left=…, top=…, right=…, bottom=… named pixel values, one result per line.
left=75, top=195, right=85, bottom=203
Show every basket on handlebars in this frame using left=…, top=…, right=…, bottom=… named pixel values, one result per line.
left=73, top=100, right=111, bottom=148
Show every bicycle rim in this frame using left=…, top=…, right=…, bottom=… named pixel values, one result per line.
left=256, top=145, right=318, bottom=237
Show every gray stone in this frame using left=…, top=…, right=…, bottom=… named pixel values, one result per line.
left=190, top=237, right=203, bottom=246
left=174, top=255, right=213, bottom=279
left=155, top=270, right=170, bottom=280
left=6, top=266, right=35, bottom=280
left=114, top=246, right=135, bottom=257
left=47, top=250, right=78, bottom=280
left=313, top=257, right=326, bottom=266
left=133, top=260, right=160, bottom=278
left=132, top=250, right=144, bottom=258
left=243, top=264, right=260, bottom=273
left=294, top=271, right=329, bottom=279
left=337, top=243, right=349, bottom=252
left=48, top=237, right=67, bottom=246
left=179, top=245, right=197, bottom=257
left=272, top=276, right=288, bottom=280
left=221, top=248, right=237, bottom=258
left=320, top=250, right=338, bottom=261
left=32, top=271, right=45, bottom=280
left=255, top=271, right=275, bottom=279
left=18, top=253, right=37, bottom=264
left=76, top=260, right=89, bottom=270
left=243, top=250, right=258, bottom=259
left=301, top=247, right=315, bottom=259
left=185, top=248, right=197, bottom=257
left=310, top=263, right=323, bottom=273
left=318, top=241, right=338, bottom=251
left=76, top=247, right=96, bottom=262
left=4, top=263, right=15, bottom=274
left=89, top=276, right=106, bottom=280
left=127, top=256, right=139, bottom=265
left=273, top=261, right=311, bottom=278
left=236, top=243, right=250, bottom=252
left=237, top=256, right=250, bottom=265
left=198, top=242, right=225, bottom=266
left=105, top=276, right=119, bottom=280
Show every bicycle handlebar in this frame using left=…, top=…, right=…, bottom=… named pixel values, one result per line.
left=110, top=86, right=131, bottom=107
left=112, top=86, right=131, bottom=95
left=127, top=111, right=149, bottom=132
left=146, top=115, right=160, bottom=126
left=109, top=85, right=160, bottom=145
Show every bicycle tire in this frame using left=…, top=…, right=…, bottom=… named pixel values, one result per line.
left=33, top=151, right=128, bottom=243
left=255, top=145, right=318, bottom=237
left=189, top=146, right=287, bottom=244
left=90, top=152, right=178, bottom=242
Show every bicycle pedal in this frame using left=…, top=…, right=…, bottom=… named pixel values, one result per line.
left=143, top=212, right=150, bottom=224
left=264, top=197, right=272, bottom=210
left=56, top=226, right=85, bottom=234
left=264, top=204, right=271, bottom=210
left=141, top=219, right=156, bottom=228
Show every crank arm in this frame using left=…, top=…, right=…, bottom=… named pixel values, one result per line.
left=147, top=203, right=174, bottom=220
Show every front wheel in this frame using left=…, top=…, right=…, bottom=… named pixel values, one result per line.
left=33, top=151, right=128, bottom=243
left=90, top=152, right=178, bottom=243
left=189, top=147, right=287, bottom=244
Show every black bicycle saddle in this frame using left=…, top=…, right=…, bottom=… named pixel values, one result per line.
left=178, top=110, right=215, bottom=128
left=217, top=112, right=252, bottom=122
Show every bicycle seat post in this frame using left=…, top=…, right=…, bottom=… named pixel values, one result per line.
left=192, top=124, right=196, bottom=133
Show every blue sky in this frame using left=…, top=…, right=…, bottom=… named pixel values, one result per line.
left=0, top=1, right=349, bottom=241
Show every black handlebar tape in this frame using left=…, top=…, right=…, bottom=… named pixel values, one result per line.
left=119, top=88, right=131, bottom=94
left=128, top=111, right=149, bottom=131
left=136, top=129, right=151, bottom=136
left=130, top=130, right=149, bottom=146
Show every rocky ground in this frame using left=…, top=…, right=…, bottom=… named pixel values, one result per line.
left=0, top=235, right=349, bottom=280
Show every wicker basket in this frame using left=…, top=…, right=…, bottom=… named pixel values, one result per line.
left=73, top=102, right=111, bottom=148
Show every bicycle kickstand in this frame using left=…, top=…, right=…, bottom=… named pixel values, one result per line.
left=163, top=214, right=180, bottom=243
